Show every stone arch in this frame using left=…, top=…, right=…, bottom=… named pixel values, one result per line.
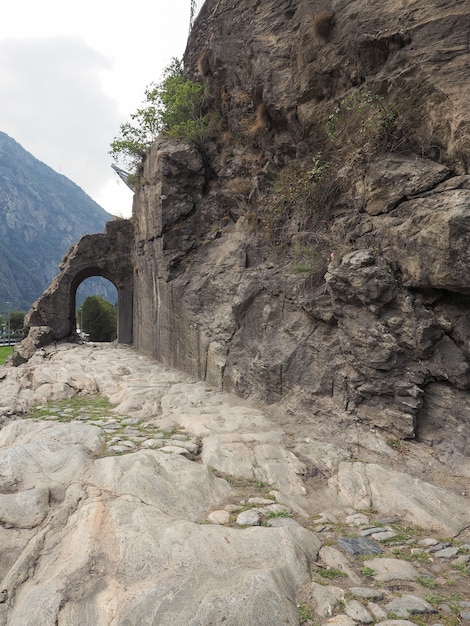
left=72, top=270, right=118, bottom=343
left=15, top=220, right=134, bottom=362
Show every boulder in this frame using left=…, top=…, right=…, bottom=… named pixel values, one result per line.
left=328, top=461, right=469, bottom=535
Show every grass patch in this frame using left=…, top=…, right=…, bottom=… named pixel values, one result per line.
left=317, top=567, right=347, bottom=580
left=392, top=548, right=430, bottom=563
left=0, top=346, right=14, bottom=365
left=298, top=603, right=314, bottom=623
left=28, top=393, right=117, bottom=421
left=416, top=575, right=437, bottom=589
left=360, top=566, right=375, bottom=577
left=425, top=592, right=462, bottom=611
left=450, top=561, right=469, bottom=576
left=387, top=523, right=424, bottom=543
left=266, top=510, right=290, bottom=519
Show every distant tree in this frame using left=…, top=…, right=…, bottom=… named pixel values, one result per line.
left=81, top=296, right=117, bottom=342
left=109, top=58, right=208, bottom=172
left=9, top=311, right=25, bottom=335
left=0, top=310, right=25, bottom=337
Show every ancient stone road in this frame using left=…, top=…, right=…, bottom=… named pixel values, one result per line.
left=0, top=343, right=468, bottom=625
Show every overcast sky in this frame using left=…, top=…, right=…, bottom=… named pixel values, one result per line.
left=0, top=1, right=201, bottom=218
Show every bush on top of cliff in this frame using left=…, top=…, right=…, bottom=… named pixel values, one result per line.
left=109, top=58, right=208, bottom=171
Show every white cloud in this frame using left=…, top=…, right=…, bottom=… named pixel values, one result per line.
left=0, top=0, right=194, bottom=217
left=0, top=37, right=119, bottom=201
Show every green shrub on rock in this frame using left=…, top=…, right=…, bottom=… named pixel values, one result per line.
left=110, top=58, right=208, bottom=171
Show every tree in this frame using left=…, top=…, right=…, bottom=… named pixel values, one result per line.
left=109, top=58, right=208, bottom=172
left=81, top=296, right=117, bottom=342
left=0, top=310, right=25, bottom=338
left=9, top=311, right=25, bottom=336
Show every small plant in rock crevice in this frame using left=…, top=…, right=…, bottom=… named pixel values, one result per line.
left=386, top=437, right=408, bottom=453
left=297, top=602, right=314, bottom=623
left=417, top=575, right=437, bottom=589
left=360, top=566, right=376, bottom=577
left=326, top=88, right=397, bottom=151
left=316, top=567, right=347, bottom=580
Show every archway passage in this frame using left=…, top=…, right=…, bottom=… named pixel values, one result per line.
left=21, top=220, right=134, bottom=350
left=76, top=277, right=118, bottom=342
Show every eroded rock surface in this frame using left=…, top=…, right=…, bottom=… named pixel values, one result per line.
left=0, top=344, right=468, bottom=624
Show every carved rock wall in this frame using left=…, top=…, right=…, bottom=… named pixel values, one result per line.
left=132, top=0, right=470, bottom=440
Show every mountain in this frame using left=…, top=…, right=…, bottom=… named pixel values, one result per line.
left=0, top=131, right=115, bottom=311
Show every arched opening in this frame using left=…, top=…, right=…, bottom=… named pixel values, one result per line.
left=70, top=268, right=133, bottom=344
left=76, top=276, right=118, bottom=341
left=19, top=220, right=134, bottom=355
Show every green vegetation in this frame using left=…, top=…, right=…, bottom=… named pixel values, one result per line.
left=360, top=566, right=375, bottom=577
left=0, top=310, right=25, bottom=342
left=80, top=295, right=117, bottom=342
left=336, top=599, right=346, bottom=612
left=28, top=394, right=117, bottom=421
left=387, top=523, right=424, bottom=543
left=392, top=547, right=430, bottom=563
left=386, top=437, right=408, bottom=452
left=269, top=152, right=330, bottom=224
left=290, top=246, right=321, bottom=275
left=326, top=88, right=397, bottom=148
left=317, top=567, right=347, bottom=580
left=297, top=603, right=314, bottom=623
left=0, top=346, right=14, bottom=365
left=417, top=575, right=437, bottom=589
left=451, top=561, right=469, bottom=576
left=266, top=510, right=290, bottom=519
left=425, top=592, right=463, bottom=612
left=110, top=58, right=208, bottom=171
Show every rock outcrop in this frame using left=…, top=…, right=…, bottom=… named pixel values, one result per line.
left=14, top=0, right=470, bottom=442
left=2, top=1, right=469, bottom=622
left=127, top=0, right=470, bottom=440
left=0, top=344, right=468, bottom=624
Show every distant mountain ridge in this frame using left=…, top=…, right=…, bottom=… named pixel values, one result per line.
left=0, top=131, right=115, bottom=310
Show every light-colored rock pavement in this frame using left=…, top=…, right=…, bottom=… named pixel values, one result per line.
left=0, top=343, right=468, bottom=625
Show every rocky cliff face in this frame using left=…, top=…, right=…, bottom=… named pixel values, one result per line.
left=132, top=0, right=470, bottom=445
left=0, top=132, right=115, bottom=310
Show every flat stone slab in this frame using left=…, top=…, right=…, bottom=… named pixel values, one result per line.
left=337, top=536, right=383, bottom=555
left=311, top=582, right=345, bottom=618
left=362, top=558, right=419, bottom=582
left=236, top=509, right=261, bottom=526
left=385, top=595, right=437, bottom=618
left=433, top=546, right=459, bottom=558
left=345, top=599, right=374, bottom=623
left=375, top=622, right=418, bottom=626
left=323, top=614, right=356, bottom=626
left=349, top=587, right=384, bottom=601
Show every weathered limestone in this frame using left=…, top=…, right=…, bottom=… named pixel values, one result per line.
left=1, top=344, right=470, bottom=624
left=328, top=461, right=469, bottom=536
